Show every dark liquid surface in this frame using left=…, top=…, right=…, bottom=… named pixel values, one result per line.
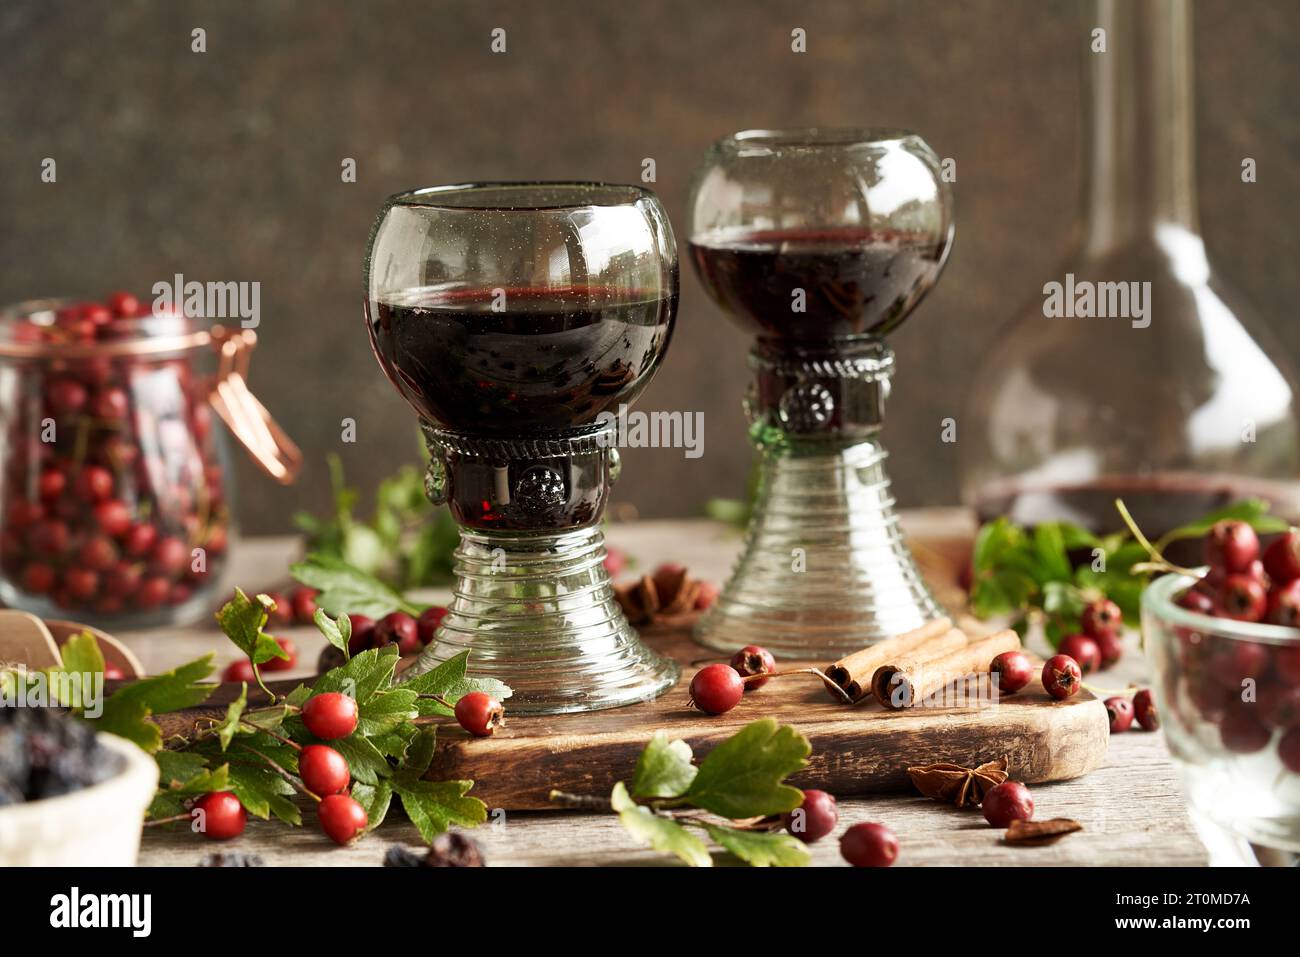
left=367, top=287, right=675, bottom=433
left=689, top=227, right=945, bottom=340
left=974, top=474, right=1300, bottom=565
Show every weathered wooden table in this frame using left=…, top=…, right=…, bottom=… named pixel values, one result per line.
left=130, top=512, right=1225, bottom=867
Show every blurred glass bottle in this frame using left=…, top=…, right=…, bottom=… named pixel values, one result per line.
left=962, top=0, right=1300, bottom=544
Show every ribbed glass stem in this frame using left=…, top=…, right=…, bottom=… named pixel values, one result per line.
left=695, top=436, right=941, bottom=658
left=404, top=524, right=678, bottom=714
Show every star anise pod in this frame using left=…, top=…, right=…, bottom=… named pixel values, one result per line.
left=906, top=757, right=1010, bottom=808
left=613, top=567, right=703, bottom=624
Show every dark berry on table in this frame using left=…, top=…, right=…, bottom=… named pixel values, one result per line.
left=454, top=691, right=505, bottom=737
left=1266, top=579, right=1300, bottom=627
left=290, top=586, right=319, bottom=624
left=782, top=789, right=838, bottom=844
left=1058, top=634, right=1101, bottom=674
left=840, top=822, right=899, bottom=867
left=1218, top=574, right=1267, bottom=622
left=729, top=644, right=776, bottom=689
left=694, top=581, right=719, bottom=611
left=1263, top=529, right=1300, bottom=585
left=1219, top=706, right=1272, bottom=753
left=1095, top=630, right=1124, bottom=668
left=1105, top=696, right=1134, bottom=733
left=425, top=831, right=487, bottom=866
left=1080, top=597, right=1122, bottom=641
left=1042, top=654, right=1082, bottom=700
left=192, top=791, right=247, bottom=840
left=301, top=692, right=359, bottom=740
left=982, top=781, right=1034, bottom=827
left=1132, top=689, right=1159, bottom=731
left=197, top=851, right=264, bottom=867
left=416, top=606, right=448, bottom=646
left=688, top=663, right=744, bottom=715
left=298, top=744, right=350, bottom=796
left=1204, top=520, right=1260, bottom=574
left=383, top=845, right=427, bottom=867
left=261, top=636, right=297, bottom=672
left=317, top=645, right=346, bottom=672
left=348, top=613, right=376, bottom=654
left=222, top=660, right=256, bottom=683
left=318, top=793, right=369, bottom=845
left=1279, top=727, right=1300, bottom=774
left=990, top=650, right=1034, bottom=694
left=374, top=611, right=419, bottom=653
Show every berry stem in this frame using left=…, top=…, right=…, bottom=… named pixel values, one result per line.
left=237, top=720, right=301, bottom=751
left=142, top=813, right=193, bottom=827
left=1114, top=497, right=1200, bottom=577
left=235, top=743, right=319, bottom=802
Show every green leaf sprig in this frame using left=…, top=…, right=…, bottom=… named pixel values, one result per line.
left=552, top=719, right=813, bottom=868
left=293, top=450, right=460, bottom=590
left=969, top=497, right=1287, bottom=646
left=8, top=587, right=511, bottom=847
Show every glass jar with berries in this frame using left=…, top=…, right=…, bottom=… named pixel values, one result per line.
left=0, top=293, right=300, bottom=627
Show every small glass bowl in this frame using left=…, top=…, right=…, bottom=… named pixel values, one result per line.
left=1143, top=573, right=1300, bottom=851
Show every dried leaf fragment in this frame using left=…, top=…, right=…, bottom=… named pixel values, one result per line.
left=906, top=757, right=1009, bottom=808
left=1004, top=818, right=1083, bottom=846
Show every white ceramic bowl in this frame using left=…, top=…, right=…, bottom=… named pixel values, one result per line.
left=0, top=731, right=157, bottom=866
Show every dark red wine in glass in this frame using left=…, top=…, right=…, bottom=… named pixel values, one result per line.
left=366, top=285, right=676, bottom=435
left=688, top=227, right=948, bottom=340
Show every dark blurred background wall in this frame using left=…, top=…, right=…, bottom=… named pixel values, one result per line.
left=3, top=0, right=1298, bottom=533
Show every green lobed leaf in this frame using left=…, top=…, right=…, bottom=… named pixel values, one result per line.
left=215, top=683, right=248, bottom=751
left=57, top=630, right=106, bottom=676
left=394, top=779, right=487, bottom=843
left=330, top=733, right=392, bottom=786
left=358, top=689, right=419, bottom=737
left=1032, top=523, right=1073, bottom=583
left=312, top=645, right=399, bottom=705
left=351, top=780, right=394, bottom=830
left=94, top=656, right=217, bottom=752
left=313, top=607, right=353, bottom=660
left=705, top=824, right=810, bottom=867
left=215, top=589, right=287, bottom=666
left=684, top=719, right=809, bottom=819
left=398, top=726, right=439, bottom=779
left=611, top=781, right=712, bottom=867
left=631, top=731, right=697, bottom=799
left=224, top=762, right=301, bottom=825
left=290, top=554, right=422, bottom=618
left=400, top=650, right=513, bottom=716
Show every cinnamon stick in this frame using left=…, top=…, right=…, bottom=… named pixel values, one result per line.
left=825, top=617, right=954, bottom=702
left=872, top=629, right=1020, bottom=711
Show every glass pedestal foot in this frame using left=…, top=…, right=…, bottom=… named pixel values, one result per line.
left=404, top=525, right=679, bottom=715
left=695, top=436, right=942, bottom=658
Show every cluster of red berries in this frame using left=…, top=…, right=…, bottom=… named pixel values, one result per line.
left=0, top=294, right=228, bottom=619
left=1057, top=597, right=1125, bottom=674
left=343, top=606, right=446, bottom=657
left=193, top=691, right=368, bottom=845
left=1173, top=522, right=1300, bottom=771
left=777, top=788, right=898, bottom=867
left=990, top=647, right=1157, bottom=733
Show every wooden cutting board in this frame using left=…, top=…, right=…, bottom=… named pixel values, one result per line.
left=426, top=622, right=1110, bottom=809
